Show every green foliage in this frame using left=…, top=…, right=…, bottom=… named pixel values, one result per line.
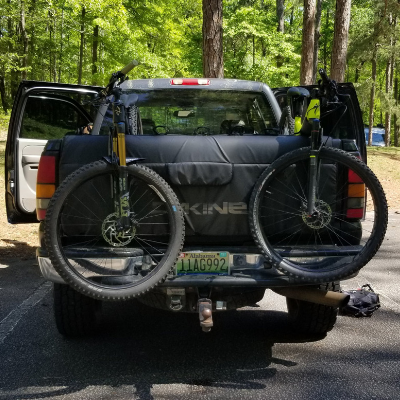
left=0, top=0, right=398, bottom=145
left=223, top=2, right=301, bottom=86
left=0, top=111, right=10, bottom=137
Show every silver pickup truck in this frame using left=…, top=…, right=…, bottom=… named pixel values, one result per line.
left=5, top=76, right=383, bottom=338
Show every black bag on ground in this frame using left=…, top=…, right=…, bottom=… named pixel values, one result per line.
left=339, top=284, right=380, bottom=318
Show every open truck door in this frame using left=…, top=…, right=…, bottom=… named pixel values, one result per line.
left=272, top=82, right=366, bottom=161
left=5, top=81, right=100, bottom=223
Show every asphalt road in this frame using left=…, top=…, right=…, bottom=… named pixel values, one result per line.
left=0, top=213, right=399, bottom=400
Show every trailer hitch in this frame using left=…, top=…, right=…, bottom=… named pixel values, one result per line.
left=198, top=298, right=213, bottom=332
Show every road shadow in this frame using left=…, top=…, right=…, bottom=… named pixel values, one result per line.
left=0, top=239, right=36, bottom=260
left=368, top=150, right=400, bottom=162
left=0, top=298, right=327, bottom=400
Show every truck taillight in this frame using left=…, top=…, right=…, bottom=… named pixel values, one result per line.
left=36, top=155, right=56, bottom=220
left=170, top=78, right=210, bottom=85
left=346, top=168, right=365, bottom=219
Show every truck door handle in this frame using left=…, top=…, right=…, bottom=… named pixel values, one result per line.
left=22, top=155, right=41, bottom=164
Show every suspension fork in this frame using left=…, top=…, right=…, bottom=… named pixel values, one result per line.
left=306, top=119, right=322, bottom=216
left=112, top=99, right=131, bottom=231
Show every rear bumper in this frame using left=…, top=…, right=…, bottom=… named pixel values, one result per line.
left=37, top=245, right=359, bottom=287
left=37, top=248, right=294, bottom=287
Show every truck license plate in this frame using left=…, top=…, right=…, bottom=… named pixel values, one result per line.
left=176, top=252, right=230, bottom=275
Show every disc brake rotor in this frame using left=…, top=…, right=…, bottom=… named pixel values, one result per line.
left=102, top=212, right=136, bottom=247
left=302, top=200, right=332, bottom=230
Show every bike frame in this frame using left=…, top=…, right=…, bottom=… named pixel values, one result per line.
left=98, top=61, right=139, bottom=234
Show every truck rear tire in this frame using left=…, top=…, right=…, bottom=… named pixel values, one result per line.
left=286, top=282, right=340, bottom=335
left=45, top=161, right=185, bottom=301
left=54, top=283, right=101, bottom=337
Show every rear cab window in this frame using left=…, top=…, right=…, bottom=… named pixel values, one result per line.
left=98, top=87, right=278, bottom=136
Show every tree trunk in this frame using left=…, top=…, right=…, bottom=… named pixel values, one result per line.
left=323, top=6, right=329, bottom=71
left=202, top=0, right=223, bottom=78
left=276, top=0, right=285, bottom=33
left=252, top=35, right=255, bottom=68
left=368, top=46, right=377, bottom=147
left=20, top=0, right=29, bottom=80
left=394, top=75, right=399, bottom=147
left=391, top=18, right=397, bottom=147
left=92, top=25, right=99, bottom=85
left=312, top=0, right=322, bottom=83
left=276, top=0, right=285, bottom=67
left=300, top=0, right=316, bottom=85
left=0, top=75, right=8, bottom=114
left=384, top=13, right=395, bottom=147
left=58, top=8, right=64, bottom=82
left=48, top=16, right=52, bottom=81
left=27, top=0, right=36, bottom=80
left=78, top=7, right=85, bottom=84
left=8, top=1, right=19, bottom=98
left=330, top=0, right=351, bottom=82
left=384, top=57, right=392, bottom=146
left=52, top=17, right=57, bottom=82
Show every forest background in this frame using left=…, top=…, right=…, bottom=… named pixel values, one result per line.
left=0, top=0, right=399, bottom=146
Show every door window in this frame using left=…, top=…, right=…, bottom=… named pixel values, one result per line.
left=20, top=96, right=90, bottom=140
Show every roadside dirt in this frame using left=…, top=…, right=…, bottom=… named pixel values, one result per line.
left=0, top=135, right=37, bottom=260
left=0, top=136, right=399, bottom=262
left=367, top=148, right=400, bottom=211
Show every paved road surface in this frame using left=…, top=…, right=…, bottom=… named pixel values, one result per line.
left=0, top=213, right=399, bottom=400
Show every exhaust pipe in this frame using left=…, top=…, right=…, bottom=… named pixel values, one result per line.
left=273, top=286, right=350, bottom=308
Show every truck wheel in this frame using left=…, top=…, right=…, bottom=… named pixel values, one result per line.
left=249, top=146, right=388, bottom=283
left=286, top=282, right=340, bottom=335
left=53, top=283, right=101, bottom=337
left=45, top=161, right=185, bottom=301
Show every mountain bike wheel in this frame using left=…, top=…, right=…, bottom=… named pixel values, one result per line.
left=249, top=147, right=388, bottom=282
left=45, top=161, right=185, bottom=300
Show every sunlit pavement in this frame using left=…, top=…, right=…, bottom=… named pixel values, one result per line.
left=0, top=213, right=399, bottom=400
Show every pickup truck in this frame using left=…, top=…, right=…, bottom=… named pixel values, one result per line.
left=5, top=76, right=379, bottom=337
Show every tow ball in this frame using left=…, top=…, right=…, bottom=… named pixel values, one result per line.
left=198, top=298, right=213, bottom=332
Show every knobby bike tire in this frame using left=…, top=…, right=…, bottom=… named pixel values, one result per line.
left=249, top=147, right=388, bottom=282
left=45, top=161, right=185, bottom=300
left=279, top=105, right=295, bottom=135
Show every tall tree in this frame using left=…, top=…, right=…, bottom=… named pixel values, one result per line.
left=300, top=0, right=316, bottom=85
left=276, top=0, right=285, bottom=33
left=312, top=0, right=322, bottom=83
left=368, top=45, right=378, bottom=146
left=78, top=7, right=85, bottom=85
left=331, top=0, right=351, bottom=82
left=92, top=25, right=99, bottom=85
left=394, top=73, right=399, bottom=147
left=202, top=0, right=223, bottom=78
left=0, top=75, right=7, bottom=113
left=384, top=13, right=396, bottom=146
left=276, top=0, right=285, bottom=68
left=20, top=0, right=29, bottom=80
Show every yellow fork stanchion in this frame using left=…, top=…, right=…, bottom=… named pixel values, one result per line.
left=117, top=133, right=126, bottom=166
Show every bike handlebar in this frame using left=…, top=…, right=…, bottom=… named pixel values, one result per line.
left=120, top=60, right=139, bottom=76
left=98, top=60, right=139, bottom=99
left=318, top=68, right=330, bottom=85
left=318, top=68, right=339, bottom=102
